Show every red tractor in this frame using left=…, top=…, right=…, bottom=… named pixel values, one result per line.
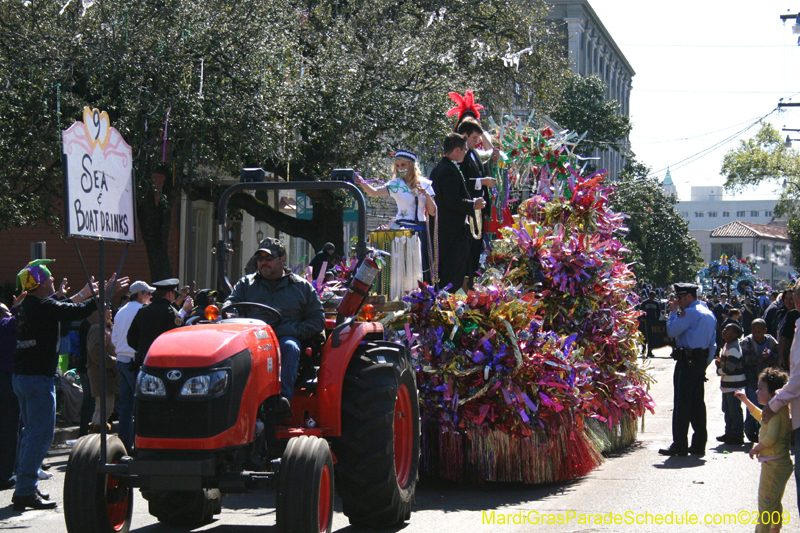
left=63, top=179, right=420, bottom=533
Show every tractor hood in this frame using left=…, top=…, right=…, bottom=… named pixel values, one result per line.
left=145, top=323, right=275, bottom=368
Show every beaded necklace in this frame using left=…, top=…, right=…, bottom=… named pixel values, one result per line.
left=451, top=158, right=482, bottom=240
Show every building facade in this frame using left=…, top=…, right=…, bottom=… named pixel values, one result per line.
left=677, top=186, right=778, bottom=232
left=546, top=0, right=634, bottom=181
left=668, top=184, right=790, bottom=286
left=708, top=221, right=792, bottom=288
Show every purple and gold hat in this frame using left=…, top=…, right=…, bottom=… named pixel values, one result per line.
left=17, top=259, right=55, bottom=292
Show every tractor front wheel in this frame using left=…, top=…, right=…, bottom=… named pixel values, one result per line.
left=333, top=342, right=420, bottom=527
left=276, top=435, right=335, bottom=533
left=63, top=434, right=133, bottom=533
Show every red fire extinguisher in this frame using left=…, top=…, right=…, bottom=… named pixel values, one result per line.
left=337, top=255, right=381, bottom=318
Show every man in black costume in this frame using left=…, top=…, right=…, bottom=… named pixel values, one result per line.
left=456, top=117, right=496, bottom=286
left=430, top=132, right=486, bottom=293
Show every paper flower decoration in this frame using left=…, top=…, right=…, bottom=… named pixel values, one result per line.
left=385, top=121, right=653, bottom=484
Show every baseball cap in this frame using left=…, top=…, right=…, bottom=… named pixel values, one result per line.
left=256, top=237, right=285, bottom=258
left=129, top=280, right=156, bottom=294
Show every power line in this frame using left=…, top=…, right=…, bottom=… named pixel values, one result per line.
left=632, top=116, right=767, bottom=145
left=646, top=109, right=778, bottom=180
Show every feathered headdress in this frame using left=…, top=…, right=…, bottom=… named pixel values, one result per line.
left=446, top=90, right=484, bottom=120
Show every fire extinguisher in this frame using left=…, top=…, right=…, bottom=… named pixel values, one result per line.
left=337, top=254, right=381, bottom=318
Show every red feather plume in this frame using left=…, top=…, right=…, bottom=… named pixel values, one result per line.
left=446, top=90, right=484, bottom=120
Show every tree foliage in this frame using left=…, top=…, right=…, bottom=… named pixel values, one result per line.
left=721, top=122, right=800, bottom=270
left=0, top=0, right=569, bottom=279
left=0, top=0, right=297, bottom=277
left=549, top=73, right=631, bottom=158
left=722, top=122, right=800, bottom=193
left=610, top=159, right=703, bottom=287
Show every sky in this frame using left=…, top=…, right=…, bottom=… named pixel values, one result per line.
left=587, top=0, right=800, bottom=201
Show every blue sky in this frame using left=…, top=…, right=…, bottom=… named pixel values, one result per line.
left=589, top=0, right=800, bottom=200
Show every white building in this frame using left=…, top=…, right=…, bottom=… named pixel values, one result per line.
left=677, top=186, right=777, bottom=232
left=708, top=221, right=791, bottom=288
left=667, top=184, right=791, bottom=286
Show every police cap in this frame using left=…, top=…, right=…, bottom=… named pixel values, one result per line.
left=152, top=278, right=180, bottom=292
left=672, top=283, right=698, bottom=297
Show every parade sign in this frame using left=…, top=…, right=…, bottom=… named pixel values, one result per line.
left=62, top=107, right=136, bottom=242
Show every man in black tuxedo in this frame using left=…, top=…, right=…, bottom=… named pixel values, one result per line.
left=456, top=117, right=497, bottom=286
left=430, top=133, right=486, bottom=292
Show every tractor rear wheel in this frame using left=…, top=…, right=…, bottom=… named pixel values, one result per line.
left=64, top=434, right=133, bottom=533
left=142, top=489, right=221, bottom=525
left=333, top=341, right=420, bottom=527
left=276, top=435, right=334, bottom=533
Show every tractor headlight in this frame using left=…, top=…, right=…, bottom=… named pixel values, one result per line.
left=137, top=372, right=166, bottom=397
left=180, top=370, right=229, bottom=398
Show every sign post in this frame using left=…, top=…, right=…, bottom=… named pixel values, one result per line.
left=62, top=107, right=136, bottom=459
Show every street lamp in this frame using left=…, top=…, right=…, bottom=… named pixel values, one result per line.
left=256, top=229, right=264, bottom=243
left=784, top=179, right=800, bottom=194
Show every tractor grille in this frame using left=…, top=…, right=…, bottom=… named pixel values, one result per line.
left=136, top=349, right=251, bottom=439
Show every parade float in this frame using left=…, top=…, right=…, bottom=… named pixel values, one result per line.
left=696, top=254, right=763, bottom=296
left=380, top=112, right=655, bottom=484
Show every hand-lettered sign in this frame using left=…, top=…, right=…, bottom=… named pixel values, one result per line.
left=62, top=107, right=136, bottom=242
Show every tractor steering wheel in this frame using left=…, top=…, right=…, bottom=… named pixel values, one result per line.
left=224, top=302, right=283, bottom=325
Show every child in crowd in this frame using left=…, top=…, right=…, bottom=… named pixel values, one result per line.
left=721, top=308, right=742, bottom=330
left=715, top=322, right=746, bottom=445
left=735, top=368, right=792, bottom=533
left=740, top=319, right=780, bottom=443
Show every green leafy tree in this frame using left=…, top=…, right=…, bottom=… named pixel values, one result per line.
left=0, top=0, right=569, bottom=279
left=722, top=122, right=800, bottom=191
left=610, top=159, right=703, bottom=287
left=721, top=122, right=800, bottom=269
left=549, top=73, right=631, bottom=158
left=0, top=0, right=297, bottom=278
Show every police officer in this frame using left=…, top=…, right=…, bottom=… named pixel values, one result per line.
left=127, top=278, right=185, bottom=367
left=659, top=283, right=717, bottom=456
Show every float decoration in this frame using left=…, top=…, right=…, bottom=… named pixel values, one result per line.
left=386, top=121, right=654, bottom=483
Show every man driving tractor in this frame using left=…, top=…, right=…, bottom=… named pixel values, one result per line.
left=222, top=237, right=324, bottom=420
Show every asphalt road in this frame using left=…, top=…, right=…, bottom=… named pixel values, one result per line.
left=1, top=347, right=797, bottom=532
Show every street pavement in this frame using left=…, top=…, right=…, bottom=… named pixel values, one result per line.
left=0, top=346, right=796, bottom=532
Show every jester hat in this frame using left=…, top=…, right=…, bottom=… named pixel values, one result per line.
left=17, top=259, right=55, bottom=292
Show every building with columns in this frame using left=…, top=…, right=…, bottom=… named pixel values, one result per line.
left=546, top=0, right=634, bottom=181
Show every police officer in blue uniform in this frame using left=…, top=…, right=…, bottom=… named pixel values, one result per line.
left=659, top=283, right=717, bottom=457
